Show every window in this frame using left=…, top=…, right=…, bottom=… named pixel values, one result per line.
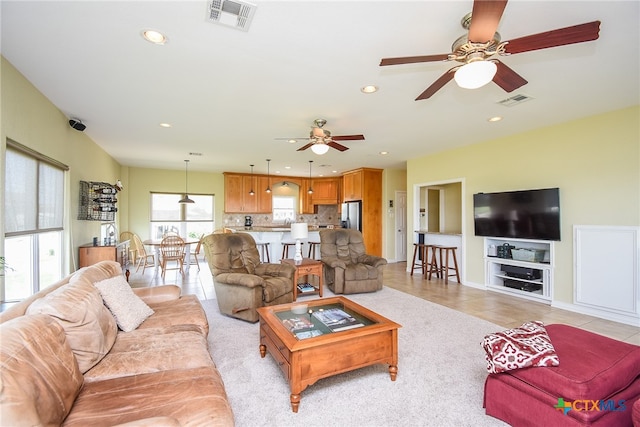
left=3, top=141, right=67, bottom=302
left=272, top=195, right=296, bottom=223
left=150, top=193, right=214, bottom=239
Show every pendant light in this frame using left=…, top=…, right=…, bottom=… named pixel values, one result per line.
left=178, top=160, right=195, bottom=204
left=248, top=164, right=255, bottom=196
left=307, top=160, right=314, bottom=194
left=265, top=159, right=271, bottom=193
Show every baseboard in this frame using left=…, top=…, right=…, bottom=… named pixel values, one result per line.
left=552, top=300, right=640, bottom=327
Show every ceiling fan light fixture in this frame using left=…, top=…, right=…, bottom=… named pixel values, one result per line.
left=311, top=143, right=330, bottom=155
left=454, top=60, right=497, bottom=89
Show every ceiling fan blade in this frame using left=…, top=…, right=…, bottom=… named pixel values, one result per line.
left=380, top=54, right=450, bottom=66
left=332, top=134, right=365, bottom=141
left=504, top=21, right=600, bottom=55
left=468, top=0, right=508, bottom=43
left=492, top=60, right=528, bottom=92
left=297, top=143, right=314, bottom=151
left=327, top=141, right=349, bottom=152
left=415, top=68, right=456, bottom=100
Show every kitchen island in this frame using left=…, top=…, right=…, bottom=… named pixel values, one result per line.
left=224, top=227, right=322, bottom=262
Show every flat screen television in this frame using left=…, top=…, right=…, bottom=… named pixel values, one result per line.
left=473, top=188, right=561, bottom=241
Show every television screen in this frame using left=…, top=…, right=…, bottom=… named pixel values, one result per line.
left=473, top=188, right=561, bottom=241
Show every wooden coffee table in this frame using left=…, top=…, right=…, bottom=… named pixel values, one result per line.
left=257, top=296, right=401, bottom=412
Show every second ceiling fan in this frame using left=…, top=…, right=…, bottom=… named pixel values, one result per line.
left=379, top=0, right=600, bottom=100
left=281, top=119, right=365, bottom=155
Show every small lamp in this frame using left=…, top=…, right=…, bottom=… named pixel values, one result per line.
left=290, top=222, right=308, bottom=263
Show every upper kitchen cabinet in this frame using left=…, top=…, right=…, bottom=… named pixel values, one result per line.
left=224, top=173, right=271, bottom=213
left=342, top=169, right=363, bottom=201
left=311, top=177, right=340, bottom=205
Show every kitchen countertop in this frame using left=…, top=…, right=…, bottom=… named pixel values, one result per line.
left=225, top=226, right=338, bottom=232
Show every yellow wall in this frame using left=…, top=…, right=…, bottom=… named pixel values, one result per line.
left=407, top=106, right=640, bottom=304
left=122, top=166, right=225, bottom=241
left=1, top=57, right=121, bottom=272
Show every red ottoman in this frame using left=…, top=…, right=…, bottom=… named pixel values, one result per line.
left=484, top=324, right=640, bottom=426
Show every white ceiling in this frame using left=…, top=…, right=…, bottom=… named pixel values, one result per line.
left=2, top=1, right=638, bottom=178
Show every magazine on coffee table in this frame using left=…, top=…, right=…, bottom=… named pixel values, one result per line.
left=312, top=308, right=364, bottom=332
left=281, top=316, right=314, bottom=332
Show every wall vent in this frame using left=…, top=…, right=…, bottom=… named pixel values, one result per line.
left=497, top=93, right=534, bottom=107
left=206, top=0, right=257, bottom=32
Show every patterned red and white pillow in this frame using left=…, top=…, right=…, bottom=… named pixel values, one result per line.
left=482, top=321, right=560, bottom=374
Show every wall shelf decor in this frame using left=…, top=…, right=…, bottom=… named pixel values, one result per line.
left=78, top=180, right=118, bottom=221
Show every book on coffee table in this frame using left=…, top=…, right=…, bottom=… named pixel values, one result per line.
left=312, top=308, right=364, bottom=332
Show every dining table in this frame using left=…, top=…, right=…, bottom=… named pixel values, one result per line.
left=142, top=237, right=200, bottom=275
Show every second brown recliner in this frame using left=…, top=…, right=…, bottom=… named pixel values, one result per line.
left=319, top=229, right=387, bottom=294
left=202, top=232, right=296, bottom=322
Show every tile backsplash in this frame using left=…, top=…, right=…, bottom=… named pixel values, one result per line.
left=223, top=205, right=339, bottom=227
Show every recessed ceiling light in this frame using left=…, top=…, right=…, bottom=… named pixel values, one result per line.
left=488, top=116, right=503, bottom=122
left=288, top=139, right=297, bottom=144
left=142, top=29, right=167, bottom=45
left=361, top=85, right=379, bottom=94
left=284, top=166, right=291, bottom=169
left=159, top=123, right=172, bottom=128
left=379, top=151, right=389, bottom=155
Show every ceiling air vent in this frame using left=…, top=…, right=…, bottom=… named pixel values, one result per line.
left=497, top=94, right=534, bottom=107
left=206, top=0, right=257, bottom=32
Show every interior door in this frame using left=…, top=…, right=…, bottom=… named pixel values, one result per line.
left=395, top=191, right=407, bottom=262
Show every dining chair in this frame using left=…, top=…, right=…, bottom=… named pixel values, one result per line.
left=187, top=234, right=204, bottom=271
left=133, top=234, right=155, bottom=274
left=160, top=235, right=186, bottom=278
left=119, top=231, right=138, bottom=264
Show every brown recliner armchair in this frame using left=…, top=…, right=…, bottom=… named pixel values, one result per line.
left=202, top=232, right=296, bottom=322
left=319, top=229, right=387, bottom=294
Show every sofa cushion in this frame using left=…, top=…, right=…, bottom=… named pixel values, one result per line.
left=26, top=276, right=117, bottom=372
left=482, top=321, right=559, bottom=374
left=140, top=294, right=209, bottom=336
left=94, top=275, right=154, bottom=332
left=84, top=329, right=215, bottom=382
left=0, top=314, right=83, bottom=426
left=62, top=366, right=234, bottom=427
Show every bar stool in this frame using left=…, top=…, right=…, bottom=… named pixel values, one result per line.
left=428, top=245, right=460, bottom=284
left=410, top=243, right=429, bottom=276
left=256, top=242, right=270, bottom=263
left=307, top=241, right=320, bottom=259
left=282, top=242, right=303, bottom=259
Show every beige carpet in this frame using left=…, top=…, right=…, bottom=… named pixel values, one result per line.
left=202, top=286, right=509, bottom=427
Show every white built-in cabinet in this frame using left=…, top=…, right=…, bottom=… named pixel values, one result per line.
left=484, top=237, right=554, bottom=303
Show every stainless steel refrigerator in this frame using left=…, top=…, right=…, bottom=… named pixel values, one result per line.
left=341, top=201, right=362, bottom=232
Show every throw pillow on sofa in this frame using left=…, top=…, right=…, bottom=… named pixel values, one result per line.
left=482, top=320, right=560, bottom=374
left=94, top=275, right=154, bottom=332
left=26, top=277, right=117, bottom=372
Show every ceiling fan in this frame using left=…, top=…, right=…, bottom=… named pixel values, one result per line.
left=379, top=0, right=600, bottom=100
left=278, top=119, right=365, bottom=155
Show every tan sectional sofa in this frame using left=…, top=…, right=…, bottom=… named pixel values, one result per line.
left=0, top=261, right=234, bottom=426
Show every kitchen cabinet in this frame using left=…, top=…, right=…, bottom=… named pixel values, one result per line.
left=311, top=177, right=340, bottom=205
left=300, top=178, right=314, bottom=214
left=342, top=168, right=383, bottom=256
left=224, top=173, right=271, bottom=213
left=342, top=170, right=363, bottom=201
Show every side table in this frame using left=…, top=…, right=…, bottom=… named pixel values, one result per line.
left=281, top=258, right=323, bottom=301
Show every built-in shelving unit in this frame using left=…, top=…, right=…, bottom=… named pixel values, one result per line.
left=484, top=237, right=554, bottom=303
